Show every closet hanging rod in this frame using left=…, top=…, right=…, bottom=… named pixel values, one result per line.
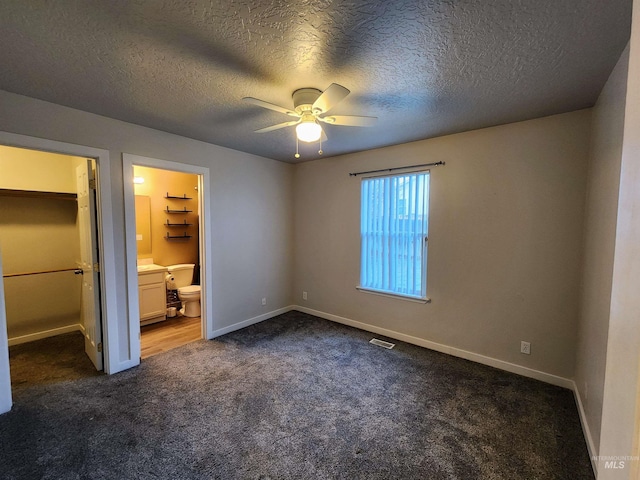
left=3, top=267, right=79, bottom=278
left=348, top=161, right=445, bottom=177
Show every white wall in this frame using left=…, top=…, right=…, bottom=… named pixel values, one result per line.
left=598, top=0, right=640, bottom=476
left=293, top=110, right=591, bottom=380
left=575, top=45, right=629, bottom=457
left=0, top=90, right=294, bottom=370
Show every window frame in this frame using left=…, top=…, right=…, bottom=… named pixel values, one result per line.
left=357, top=169, right=431, bottom=303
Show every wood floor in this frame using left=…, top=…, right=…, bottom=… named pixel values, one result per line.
left=140, top=316, right=202, bottom=359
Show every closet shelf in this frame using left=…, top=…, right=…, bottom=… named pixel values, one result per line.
left=0, top=188, right=77, bottom=201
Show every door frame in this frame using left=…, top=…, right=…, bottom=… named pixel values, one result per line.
left=0, top=249, right=11, bottom=413
left=122, top=153, right=213, bottom=358
left=0, top=132, right=120, bottom=379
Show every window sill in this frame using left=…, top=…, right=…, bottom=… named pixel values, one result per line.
left=356, top=286, right=431, bottom=304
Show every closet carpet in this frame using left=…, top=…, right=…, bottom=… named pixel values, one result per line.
left=8, top=331, right=101, bottom=391
left=0, top=311, right=593, bottom=479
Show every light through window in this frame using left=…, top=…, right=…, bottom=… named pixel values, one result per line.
left=359, top=171, right=430, bottom=299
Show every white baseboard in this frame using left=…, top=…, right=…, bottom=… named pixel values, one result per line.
left=8, top=324, right=82, bottom=346
left=293, top=305, right=574, bottom=390
left=571, top=381, right=598, bottom=477
left=210, top=306, right=294, bottom=338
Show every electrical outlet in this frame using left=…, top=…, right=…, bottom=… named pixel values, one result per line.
left=261, top=297, right=266, bottom=306
left=302, top=291, right=308, bottom=301
left=520, top=341, right=531, bottom=355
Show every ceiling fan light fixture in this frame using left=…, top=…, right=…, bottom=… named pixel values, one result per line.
left=296, top=118, right=322, bottom=143
left=244, top=83, right=377, bottom=156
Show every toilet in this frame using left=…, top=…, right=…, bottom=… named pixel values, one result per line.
left=166, top=264, right=201, bottom=317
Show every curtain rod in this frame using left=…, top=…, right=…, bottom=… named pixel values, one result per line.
left=349, top=161, right=445, bottom=177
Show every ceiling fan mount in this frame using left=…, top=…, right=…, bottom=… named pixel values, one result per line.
left=242, top=83, right=377, bottom=147
left=292, top=88, right=323, bottom=115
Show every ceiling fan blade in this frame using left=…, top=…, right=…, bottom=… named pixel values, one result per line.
left=312, top=83, right=350, bottom=114
left=243, top=97, right=298, bottom=117
left=318, top=115, right=377, bottom=127
left=320, top=128, right=328, bottom=143
left=254, top=120, right=300, bottom=133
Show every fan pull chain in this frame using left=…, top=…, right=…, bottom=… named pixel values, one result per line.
left=294, top=136, right=300, bottom=159
left=318, top=136, right=323, bottom=155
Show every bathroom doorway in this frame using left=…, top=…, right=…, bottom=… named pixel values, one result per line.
left=0, top=146, right=106, bottom=394
left=123, top=154, right=212, bottom=361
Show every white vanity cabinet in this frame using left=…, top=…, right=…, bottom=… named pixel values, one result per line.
left=137, top=265, right=168, bottom=325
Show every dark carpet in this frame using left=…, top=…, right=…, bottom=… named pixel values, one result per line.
left=8, top=331, right=102, bottom=391
left=0, top=311, right=593, bottom=479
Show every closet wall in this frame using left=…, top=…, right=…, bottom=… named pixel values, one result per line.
left=0, top=146, right=85, bottom=341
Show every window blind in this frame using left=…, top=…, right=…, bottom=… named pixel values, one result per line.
left=360, top=171, right=430, bottom=299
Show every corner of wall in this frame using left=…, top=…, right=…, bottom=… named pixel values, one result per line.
left=573, top=39, right=630, bottom=461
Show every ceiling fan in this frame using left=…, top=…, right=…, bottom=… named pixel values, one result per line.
left=243, top=83, right=377, bottom=154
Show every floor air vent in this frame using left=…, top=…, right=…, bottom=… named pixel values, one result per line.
left=369, top=338, right=395, bottom=349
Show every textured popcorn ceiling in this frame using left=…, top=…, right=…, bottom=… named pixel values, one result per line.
left=0, top=0, right=632, bottom=163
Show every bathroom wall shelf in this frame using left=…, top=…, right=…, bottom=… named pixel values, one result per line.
left=165, top=193, right=193, bottom=200
left=165, top=232, right=192, bottom=240
left=165, top=220, right=193, bottom=227
left=165, top=206, right=192, bottom=213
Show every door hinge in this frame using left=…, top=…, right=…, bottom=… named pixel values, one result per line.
left=88, top=178, right=97, bottom=190
left=97, top=342, right=103, bottom=353
left=93, top=262, right=100, bottom=272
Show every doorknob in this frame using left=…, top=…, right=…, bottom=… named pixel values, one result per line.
left=74, top=269, right=83, bottom=275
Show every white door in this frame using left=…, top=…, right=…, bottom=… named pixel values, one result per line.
left=76, top=160, right=103, bottom=371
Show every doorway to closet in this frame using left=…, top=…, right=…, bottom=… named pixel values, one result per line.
left=0, top=145, right=103, bottom=392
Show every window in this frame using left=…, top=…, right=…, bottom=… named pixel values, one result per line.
left=359, top=171, right=430, bottom=300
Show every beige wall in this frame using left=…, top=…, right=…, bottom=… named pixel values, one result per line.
left=133, top=165, right=199, bottom=267
left=598, top=0, right=640, bottom=475
left=575, top=45, right=629, bottom=456
left=0, top=197, right=81, bottom=338
left=0, top=150, right=83, bottom=339
left=0, top=145, right=84, bottom=193
left=293, top=110, right=591, bottom=379
left=0, top=89, right=294, bottom=369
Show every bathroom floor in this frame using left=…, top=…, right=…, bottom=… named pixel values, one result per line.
left=140, top=315, right=202, bottom=359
